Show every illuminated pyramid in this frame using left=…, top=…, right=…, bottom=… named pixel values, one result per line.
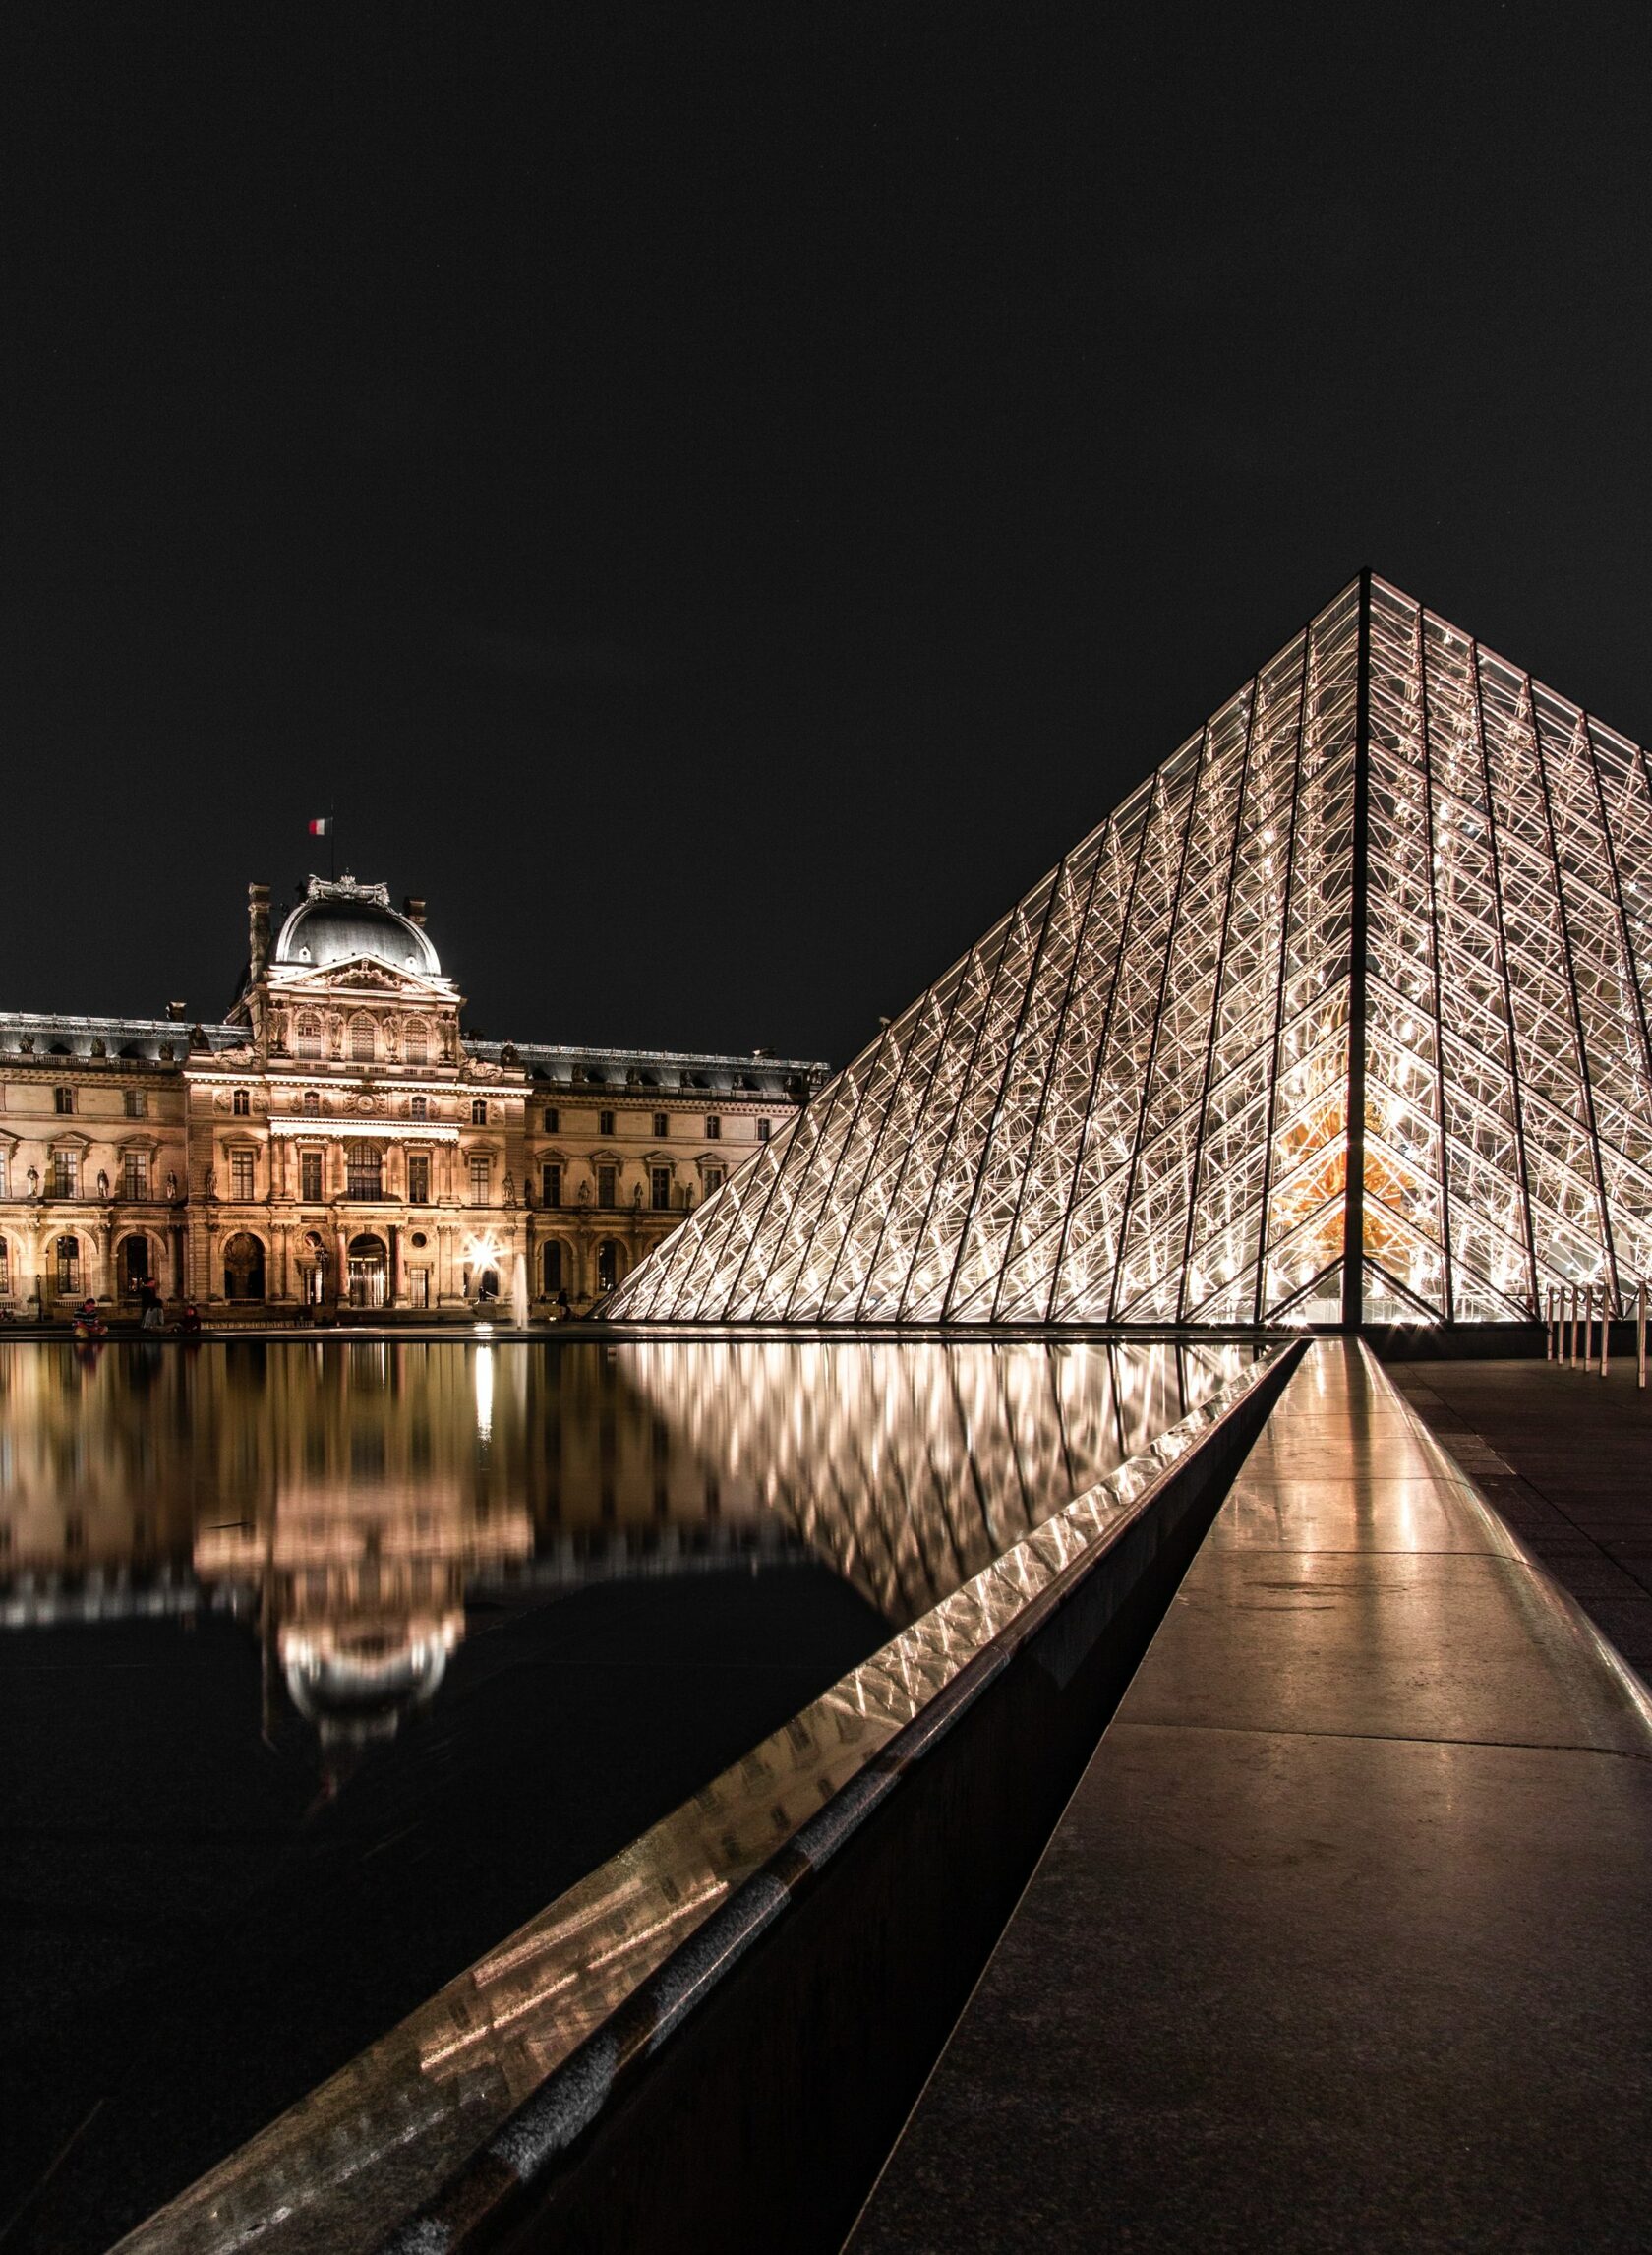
left=608, top=576, right=1652, bottom=1326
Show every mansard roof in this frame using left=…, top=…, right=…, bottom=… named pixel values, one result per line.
left=465, top=1040, right=830, bottom=1099
left=0, top=1013, right=243, bottom=1062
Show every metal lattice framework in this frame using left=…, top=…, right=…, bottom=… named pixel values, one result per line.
left=606, top=576, right=1652, bottom=1326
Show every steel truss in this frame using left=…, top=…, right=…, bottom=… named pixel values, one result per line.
left=607, top=576, right=1652, bottom=1325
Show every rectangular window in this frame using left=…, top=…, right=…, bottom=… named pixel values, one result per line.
left=347, top=1144, right=383, bottom=1200
left=300, top=1151, right=324, bottom=1202
left=51, top=1149, right=78, bottom=1197
left=703, top=1166, right=724, bottom=1196
left=0, top=1153, right=7, bottom=1198
left=410, top=1268, right=430, bottom=1309
left=0, top=1240, right=9, bottom=1293
left=124, top=1088, right=147, bottom=1119
left=650, top=1165, right=672, bottom=1211
left=123, top=1152, right=148, bottom=1200
left=54, top=1087, right=75, bottom=1115
left=704, top=1115, right=721, bottom=1140
left=597, top=1164, right=617, bottom=1209
left=232, top=1089, right=250, bottom=1116
left=469, top=1154, right=491, bottom=1204
left=542, top=1162, right=561, bottom=1208
left=230, top=1152, right=256, bottom=1200
left=471, top=1099, right=488, bottom=1125
left=407, top=1152, right=431, bottom=1204
left=544, top=1106, right=559, bottom=1133
left=410, top=1095, right=427, bottom=1120
left=653, top=1111, right=669, bottom=1138
left=757, top=1117, right=772, bottom=1142
left=599, top=1109, right=616, bottom=1137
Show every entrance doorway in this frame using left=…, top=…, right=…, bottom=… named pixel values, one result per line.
left=595, top=1238, right=625, bottom=1294
left=223, top=1233, right=266, bottom=1302
left=347, top=1233, right=388, bottom=1307
left=120, top=1235, right=151, bottom=1296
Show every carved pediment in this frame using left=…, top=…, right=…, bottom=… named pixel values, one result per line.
left=264, top=960, right=457, bottom=1005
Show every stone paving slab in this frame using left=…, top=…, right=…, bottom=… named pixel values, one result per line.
left=846, top=1341, right=1652, bottom=2255
left=1393, top=1358, right=1652, bottom=1679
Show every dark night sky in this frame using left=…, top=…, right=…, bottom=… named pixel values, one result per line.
left=7, top=4, right=1652, bottom=1065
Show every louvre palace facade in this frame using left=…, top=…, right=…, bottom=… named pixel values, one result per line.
left=0, top=875, right=826, bottom=1321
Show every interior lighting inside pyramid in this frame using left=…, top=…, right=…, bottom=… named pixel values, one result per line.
left=607, top=576, right=1652, bottom=1328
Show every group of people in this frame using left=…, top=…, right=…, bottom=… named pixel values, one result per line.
left=69, top=1283, right=200, bottom=1339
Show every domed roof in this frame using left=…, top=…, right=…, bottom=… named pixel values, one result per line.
left=272, top=876, right=441, bottom=977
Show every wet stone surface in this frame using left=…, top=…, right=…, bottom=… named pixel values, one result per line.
left=1390, top=1355, right=1652, bottom=1684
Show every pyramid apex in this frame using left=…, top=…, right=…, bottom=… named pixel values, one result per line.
left=607, top=583, right=1648, bottom=1330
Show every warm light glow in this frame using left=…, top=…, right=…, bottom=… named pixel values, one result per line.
left=603, top=578, right=1651, bottom=1330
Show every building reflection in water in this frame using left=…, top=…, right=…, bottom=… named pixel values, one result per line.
left=0, top=1336, right=1251, bottom=1777
left=621, top=1336, right=1250, bottom=1625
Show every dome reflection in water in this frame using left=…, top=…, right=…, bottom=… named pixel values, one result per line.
left=0, top=1335, right=1250, bottom=1779
left=0, top=1335, right=1255, bottom=2255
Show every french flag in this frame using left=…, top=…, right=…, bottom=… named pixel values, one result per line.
left=308, top=817, right=330, bottom=837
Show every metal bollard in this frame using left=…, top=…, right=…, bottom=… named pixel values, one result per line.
left=1640, top=1281, right=1647, bottom=1391
left=1584, top=1282, right=1594, bottom=1371
left=1546, top=1283, right=1554, bottom=1360
left=1569, top=1281, right=1578, bottom=1368
left=1602, top=1285, right=1611, bottom=1377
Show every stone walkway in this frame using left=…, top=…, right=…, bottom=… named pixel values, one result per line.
left=847, top=1340, right=1652, bottom=2255
left=1390, top=1355, right=1652, bottom=1682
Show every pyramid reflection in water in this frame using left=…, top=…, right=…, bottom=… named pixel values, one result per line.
left=608, top=577, right=1652, bottom=1326
left=626, top=1336, right=1249, bottom=1626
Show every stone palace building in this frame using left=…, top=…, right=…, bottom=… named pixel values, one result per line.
left=0, top=874, right=827, bottom=1321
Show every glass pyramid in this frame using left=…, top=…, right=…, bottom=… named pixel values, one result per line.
left=608, top=576, right=1652, bottom=1327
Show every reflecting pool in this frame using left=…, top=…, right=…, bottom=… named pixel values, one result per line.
left=0, top=1335, right=1253, bottom=2255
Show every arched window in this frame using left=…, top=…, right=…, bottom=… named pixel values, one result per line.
left=295, top=1014, right=323, bottom=1059
left=301, top=1090, right=320, bottom=1115
left=346, top=1143, right=383, bottom=1199
left=403, top=1019, right=428, bottom=1066
left=350, top=1015, right=376, bottom=1063
left=55, top=1235, right=81, bottom=1293
left=0, top=1237, right=10, bottom=1295
left=222, top=1232, right=266, bottom=1302
left=471, top=1098, right=487, bottom=1125
left=232, top=1088, right=250, bottom=1116
left=410, top=1094, right=428, bottom=1121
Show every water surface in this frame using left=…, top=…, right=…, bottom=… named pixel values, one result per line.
left=0, top=1335, right=1249, bottom=2252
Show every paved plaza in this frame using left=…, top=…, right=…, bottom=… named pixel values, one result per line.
left=1391, top=1355, right=1652, bottom=1683
left=848, top=1341, right=1652, bottom=2255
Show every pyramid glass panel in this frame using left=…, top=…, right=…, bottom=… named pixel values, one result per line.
left=607, top=577, right=1652, bottom=1326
